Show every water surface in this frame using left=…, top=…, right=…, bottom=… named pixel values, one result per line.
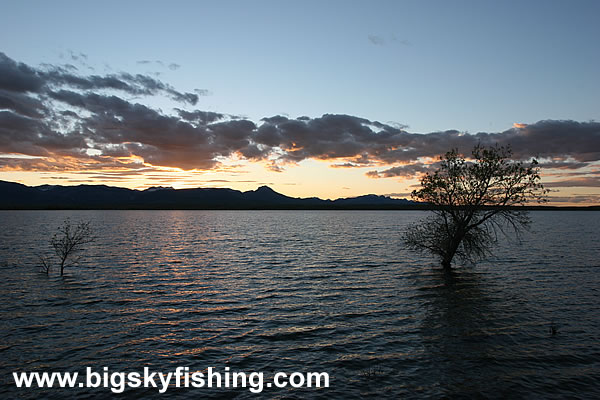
left=1, top=210, right=599, bottom=398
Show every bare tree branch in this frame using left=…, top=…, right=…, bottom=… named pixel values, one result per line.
left=404, top=144, right=547, bottom=269
left=38, top=219, right=96, bottom=276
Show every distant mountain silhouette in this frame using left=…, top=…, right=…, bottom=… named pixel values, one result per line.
left=0, top=180, right=418, bottom=209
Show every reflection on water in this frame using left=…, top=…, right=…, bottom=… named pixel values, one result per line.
left=419, top=269, right=501, bottom=397
left=0, top=210, right=599, bottom=398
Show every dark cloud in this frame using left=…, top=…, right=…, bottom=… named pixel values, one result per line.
left=0, top=53, right=45, bottom=93
left=0, top=110, right=85, bottom=156
left=37, top=87, right=256, bottom=169
left=486, top=120, right=600, bottom=162
left=175, top=109, right=225, bottom=124
left=256, top=114, right=407, bottom=164
left=0, top=52, right=198, bottom=105
left=1, top=52, right=599, bottom=192
left=0, top=89, right=47, bottom=118
left=364, top=120, right=600, bottom=179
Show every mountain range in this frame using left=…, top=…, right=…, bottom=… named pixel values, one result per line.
left=0, top=180, right=418, bottom=209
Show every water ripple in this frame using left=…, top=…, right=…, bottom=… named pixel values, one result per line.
left=0, top=210, right=599, bottom=398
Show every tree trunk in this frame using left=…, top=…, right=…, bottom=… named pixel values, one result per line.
left=60, top=260, right=65, bottom=276
left=441, top=255, right=453, bottom=270
left=441, top=235, right=462, bottom=270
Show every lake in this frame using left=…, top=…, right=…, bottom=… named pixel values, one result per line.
left=1, top=210, right=599, bottom=398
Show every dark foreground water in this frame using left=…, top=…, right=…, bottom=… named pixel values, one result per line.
left=0, top=210, right=599, bottom=399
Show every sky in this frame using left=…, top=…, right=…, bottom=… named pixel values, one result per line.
left=1, top=0, right=599, bottom=204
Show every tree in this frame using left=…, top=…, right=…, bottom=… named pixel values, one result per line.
left=38, top=219, right=96, bottom=276
left=404, top=144, right=547, bottom=269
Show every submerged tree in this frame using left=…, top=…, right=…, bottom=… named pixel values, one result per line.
left=404, top=144, right=547, bottom=269
left=38, top=219, right=96, bottom=276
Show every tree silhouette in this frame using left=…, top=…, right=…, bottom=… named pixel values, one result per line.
left=404, top=144, right=547, bottom=269
left=45, top=219, right=96, bottom=276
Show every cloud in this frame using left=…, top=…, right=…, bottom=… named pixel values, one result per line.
left=548, top=194, right=600, bottom=204
left=0, top=53, right=45, bottom=93
left=68, top=51, right=88, bottom=62
left=368, top=34, right=411, bottom=47
left=175, top=109, right=225, bottom=124
left=385, top=192, right=413, bottom=198
left=0, top=110, right=85, bottom=156
left=366, top=164, right=437, bottom=179
left=0, top=89, right=47, bottom=118
left=137, top=59, right=182, bottom=72
left=330, top=162, right=370, bottom=168
left=1, top=52, right=600, bottom=189
left=0, top=52, right=198, bottom=105
left=256, top=114, right=410, bottom=164
left=368, top=35, right=386, bottom=46
left=494, top=120, right=600, bottom=162
left=543, top=176, right=600, bottom=187
left=363, top=120, right=600, bottom=178
left=538, top=161, right=590, bottom=170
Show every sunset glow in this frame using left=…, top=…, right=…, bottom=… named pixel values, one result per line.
left=1, top=2, right=599, bottom=205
